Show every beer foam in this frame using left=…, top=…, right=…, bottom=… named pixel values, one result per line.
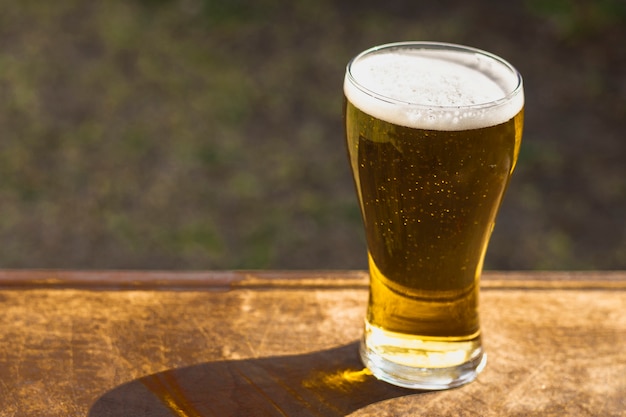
left=344, top=45, right=524, bottom=130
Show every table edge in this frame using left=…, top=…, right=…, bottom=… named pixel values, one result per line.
left=0, top=269, right=624, bottom=291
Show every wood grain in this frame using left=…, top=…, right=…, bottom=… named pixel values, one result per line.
left=0, top=270, right=624, bottom=416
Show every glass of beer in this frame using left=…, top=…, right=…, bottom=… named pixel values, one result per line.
left=344, top=42, right=524, bottom=390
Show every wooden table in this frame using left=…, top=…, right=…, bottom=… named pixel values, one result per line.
left=0, top=270, right=624, bottom=416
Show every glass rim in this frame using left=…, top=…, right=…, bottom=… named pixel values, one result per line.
left=345, top=41, right=524, bottom=112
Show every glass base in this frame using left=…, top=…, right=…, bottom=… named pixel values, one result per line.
left=360, top=325, right=487, bottom=390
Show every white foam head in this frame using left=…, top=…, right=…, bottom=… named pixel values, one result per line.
left=344, top=42, right=524, bottom=131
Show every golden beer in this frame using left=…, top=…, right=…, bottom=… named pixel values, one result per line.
left=344, top=42, right=524, bottom=389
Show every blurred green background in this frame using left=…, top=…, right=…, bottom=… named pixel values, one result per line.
left=0, top=0, right=624, bottom=270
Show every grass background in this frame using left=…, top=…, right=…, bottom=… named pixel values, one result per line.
left=0, top=0, right=624, bottom=270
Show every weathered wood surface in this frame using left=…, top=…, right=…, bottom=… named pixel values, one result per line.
left=0, top=270, right=624, bottom=416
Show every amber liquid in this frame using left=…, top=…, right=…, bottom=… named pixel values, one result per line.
left=345, top=100, right=523, bottom=370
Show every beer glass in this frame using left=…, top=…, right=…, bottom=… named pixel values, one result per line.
left=344, top=42, right=524, bottom=389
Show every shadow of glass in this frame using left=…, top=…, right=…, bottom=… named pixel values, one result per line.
left=88, top=342, right=423, bottom=417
